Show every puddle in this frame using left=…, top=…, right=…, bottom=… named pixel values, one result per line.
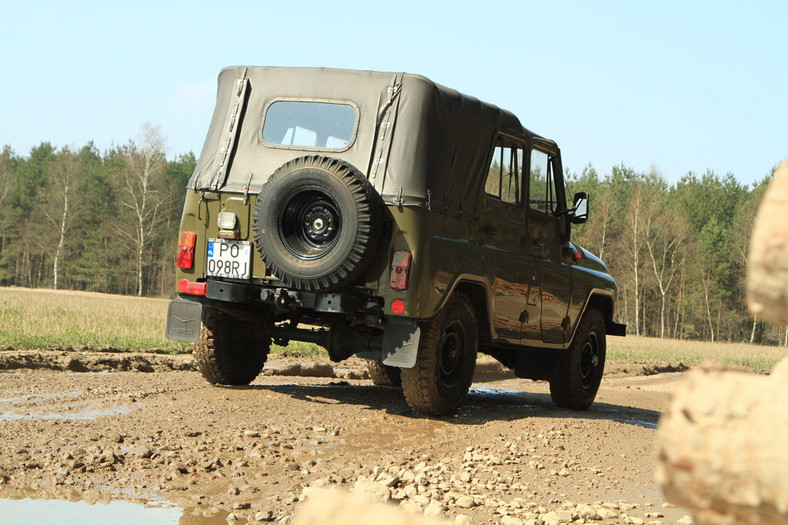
left=0, top=498, right=181, bottom=525
left=0, top=496, right=237, bottom=525
left=595, top=406, right=659, bottom=429
left=0, top=390, right=134, bottom=421
left=0, top=405, right=133, bottom=421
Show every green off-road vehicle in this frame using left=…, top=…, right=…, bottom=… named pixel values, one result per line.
left=166, top=66, right=626, bottom=415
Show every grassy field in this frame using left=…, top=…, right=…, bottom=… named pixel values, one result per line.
left=1, top=287, right=785, bottom=372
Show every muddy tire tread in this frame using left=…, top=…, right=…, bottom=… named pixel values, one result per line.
left=367, top=360, right=402, bottom=386
left=401, top=292, right=477, bottom=416
left=194, top=307, right=269, bottom=385
left=549, top=309, right=606, bottom=410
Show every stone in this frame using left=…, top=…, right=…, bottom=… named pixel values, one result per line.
left=353, top=478, right=391, bottom=504
left=747, top=159, right=788, bottom=325
left=424, top=500, right=443, bottom=518
left=455, top=496, right=476, bottom=508
left=454, top=515, right=473, bottom=525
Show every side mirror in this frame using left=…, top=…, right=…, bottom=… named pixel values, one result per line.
left=571, top=192, right=589, bottom=224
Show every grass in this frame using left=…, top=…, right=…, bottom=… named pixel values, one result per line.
left=608, top=334, right=787, bottom=373
left=0, top=287, right=785, bottom=372
left=0, top=287, right=187, bottom=352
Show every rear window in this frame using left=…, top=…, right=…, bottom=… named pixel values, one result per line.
left=262, top=101, right=357, bottom=150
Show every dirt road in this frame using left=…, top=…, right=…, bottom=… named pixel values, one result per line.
left=0, top=353, right=690, bottom=524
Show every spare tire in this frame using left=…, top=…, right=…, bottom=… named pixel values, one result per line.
left=253, top=156, right=382, bottom=291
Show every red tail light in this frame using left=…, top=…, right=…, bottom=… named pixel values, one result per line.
left=178, top=279, right=206, bottom=296
left=389, top=250, right=412, bottom=291
left=176, top=231, right=196, bottom=269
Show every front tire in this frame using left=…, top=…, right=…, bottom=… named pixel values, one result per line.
left=194, top=306, right=270, bottom=385
left=401, top=293, right=478, bottom=416
left=549, top=309, right=606, bottom=410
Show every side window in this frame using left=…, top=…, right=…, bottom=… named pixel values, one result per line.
left=528, top=149, right=558, bottom=214
left=485, top=139, right=523, bottom=205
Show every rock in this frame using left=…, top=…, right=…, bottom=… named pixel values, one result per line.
left=424, top=499, right=443, bottom=518
left=573, top=504, right=597, bottom=520
left=454, top=495, right=476, bottom=508
left=353, top=478, right=391, bottom=504
left=747, top=159, right=788, bottom=325
left=657, top=359, right=788, bottom=524
left=454, top=515, right=473, bottom=525
left=255, top=510, right=274, bottom=521
left=541, top=512, right=562, bottom=525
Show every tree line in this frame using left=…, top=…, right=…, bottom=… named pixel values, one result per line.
left=0, top=125, right=194, bottom=297
left=0, top=127, right=783, bottom=344
left=567, top=163, right=785, bottom=346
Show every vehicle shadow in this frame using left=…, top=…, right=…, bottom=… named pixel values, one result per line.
left=226, top=380, right=661, bottom=429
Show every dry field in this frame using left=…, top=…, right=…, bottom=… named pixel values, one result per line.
left=0, top=287, right=785, bottom=372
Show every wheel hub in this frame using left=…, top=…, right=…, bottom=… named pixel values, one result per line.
left=439, top=321, right=465, bottom=387
left=579, top=333, right=600, bottom=386
left=279, top=191, right=341, bottom=260
left=302, top=205, right=337, bottom=244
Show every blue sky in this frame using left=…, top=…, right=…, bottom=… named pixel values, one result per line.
left=1, top=0, right=785, bottom=185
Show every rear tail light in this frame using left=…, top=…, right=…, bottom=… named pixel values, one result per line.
left=176, top=231, right=196, bottom=269
left=178, top=279, right=207, bottom=296
left=389, top=250, right=412, bottom=291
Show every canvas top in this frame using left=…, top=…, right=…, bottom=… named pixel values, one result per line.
left=188, top=66, right=555, bottom=209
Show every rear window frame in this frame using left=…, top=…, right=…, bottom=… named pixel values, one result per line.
left=259, top=98, right=360, bottom=153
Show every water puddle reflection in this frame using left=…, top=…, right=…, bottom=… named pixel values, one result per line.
left=0, top=390, right=133, bottom=421
left=0, top=498, right=181, bottom=525
left=0, top=496, right=238, bottom=525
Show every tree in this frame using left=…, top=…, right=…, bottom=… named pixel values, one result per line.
left=37, top=147, right=82, bottom=289
left=646, top=204, right=686, bottom=338
left=111, top=124, right=166, bottom=296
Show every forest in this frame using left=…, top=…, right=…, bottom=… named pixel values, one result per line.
left=0, top=125, right=783, bottom=345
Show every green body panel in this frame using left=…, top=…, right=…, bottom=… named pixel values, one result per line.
left=175, top=190, right=267, bottom=283
left=176, top=185, right=618, bottom=351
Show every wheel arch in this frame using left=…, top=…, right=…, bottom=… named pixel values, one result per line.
left=453, top=280, right=492, bottom=345
left=574, top=290, right=626, bottom=342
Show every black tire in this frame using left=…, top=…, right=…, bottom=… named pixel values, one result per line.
left=367, top=361, right=402, bottom=386
left=401, top=293, right=478, bottom=416
left=194, top=306, right=270, bottom=385
left=253, top=156, right=381, bottom=292
left=549, top=309, right=606, bottom=410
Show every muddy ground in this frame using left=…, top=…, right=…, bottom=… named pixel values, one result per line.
left=0, top=350, right=692, bottom=524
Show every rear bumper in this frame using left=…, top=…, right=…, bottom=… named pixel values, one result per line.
left=607, top=321, right=627, bottom=337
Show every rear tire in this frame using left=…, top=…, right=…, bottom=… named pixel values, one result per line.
left=367, top=360, right=402, bottom=386
left=194, top=306, right=270, bottom=385
left=401, top=293, right=477, bottom=416
left=549, top=309, right=606, bottom=410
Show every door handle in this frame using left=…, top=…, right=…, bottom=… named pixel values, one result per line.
left=482, top=225, right=499, bottom=235
left=532, top=238, right=545, bottom=248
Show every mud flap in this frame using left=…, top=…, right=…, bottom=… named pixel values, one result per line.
left=165, top=297, right=203, bottom=343
left=381, top=318, right=420, bottom=368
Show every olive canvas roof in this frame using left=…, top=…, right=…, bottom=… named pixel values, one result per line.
left=188, top=66, right=553, bottom=209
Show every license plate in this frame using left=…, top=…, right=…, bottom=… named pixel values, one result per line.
left=206, top=239, right=251, bottom=279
